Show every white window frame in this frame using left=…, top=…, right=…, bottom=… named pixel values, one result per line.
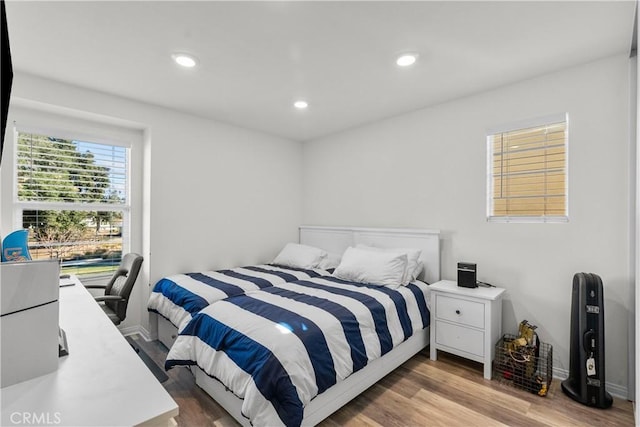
left=5, top=110, right=139, bottom=280
left=486, top=113, right=569, bottom=223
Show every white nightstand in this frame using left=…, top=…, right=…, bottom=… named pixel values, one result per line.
left=429, top=280, right=505, bottom=379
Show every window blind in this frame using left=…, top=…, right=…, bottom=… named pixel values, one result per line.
left=17, top=132, right=127, bottom=205
left=488, top=118, right=567, bottom=222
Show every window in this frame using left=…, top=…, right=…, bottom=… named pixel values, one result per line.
left=487, top=114, right=568, bottom=222
left=15, top=130, right=129, bottom=279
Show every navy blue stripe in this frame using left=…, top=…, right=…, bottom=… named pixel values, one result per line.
left=293, top=279, right=394, bottom=355
left=268, top=263, right=322, bottom=278
left=168, top=313, right=302, bottom=427
left=242, top=266, right=298, bottom=283
left=263, top=286, right=368, bottom=372
left=152, top=278, right=209, bottom=315
left=227, top=295, right=337, bottom=393
left=185, top=272, right=247, bottom=298
left=218, top=270, right=273, bottom=289
left=406, top=283, right=430, bottom=328
left=320, top=276, right=413, bottom=341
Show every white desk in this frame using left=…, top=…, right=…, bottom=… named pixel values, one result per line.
left=1, top=275, right=179, bottom=426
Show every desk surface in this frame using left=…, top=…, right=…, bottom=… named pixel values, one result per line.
left=1, top=275, right=178, bottom=426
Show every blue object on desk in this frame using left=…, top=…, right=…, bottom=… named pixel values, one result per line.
left=1, top=229, right=32, bottom=262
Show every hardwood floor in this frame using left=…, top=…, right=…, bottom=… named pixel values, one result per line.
left=132, top=336, right=635, bottom=426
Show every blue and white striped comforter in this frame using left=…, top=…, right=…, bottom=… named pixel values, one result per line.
left=147, top=264, right=330, bottom=330
left=165, top=276, right=430, bottom=427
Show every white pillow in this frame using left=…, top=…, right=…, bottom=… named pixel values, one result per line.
left=333, top=246, right=408, bottom=288
left=356, top=244, right=422, bottom=284
left=273, top=243, right=327, bottom=269
left=412, top=260, right=424, bottom=281
left=317, top=253, right=342, bottom=270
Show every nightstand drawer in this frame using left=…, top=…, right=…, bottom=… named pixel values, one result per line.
left=435, top=294, right=485, bottom=329
left=435, top=320, right=484, bottom=358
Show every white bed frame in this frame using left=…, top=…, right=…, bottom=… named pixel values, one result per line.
left=298, top=225, right=440, bottom=285
left=188, top=225, right=441, bottom=426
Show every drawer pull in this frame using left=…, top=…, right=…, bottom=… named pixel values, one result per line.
left=455, top=309, right=461, bottom=315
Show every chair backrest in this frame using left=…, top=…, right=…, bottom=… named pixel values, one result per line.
left=104, top=253, right=143, bottom=323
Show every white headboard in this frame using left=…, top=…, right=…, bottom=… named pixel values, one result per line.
left=299, top=225, right=441, bottom=284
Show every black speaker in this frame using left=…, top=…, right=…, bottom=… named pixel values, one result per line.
left=457, top=262, right=477, bottom=288
left=561, top=273, right=612, bottom=409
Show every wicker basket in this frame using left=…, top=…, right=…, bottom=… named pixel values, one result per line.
left=493, top=334, right=553, bottom=396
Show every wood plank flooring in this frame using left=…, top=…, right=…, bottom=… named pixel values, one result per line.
left=132, top=336, right=635, bottom=426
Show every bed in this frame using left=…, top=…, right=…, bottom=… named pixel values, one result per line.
left=166, top=225, right=440, bottom=426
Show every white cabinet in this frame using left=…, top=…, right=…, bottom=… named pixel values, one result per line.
left=429, top=280, right=505, bottom=379
left=1, top=259, right=60, bottom=388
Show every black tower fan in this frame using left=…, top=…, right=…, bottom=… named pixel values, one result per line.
left=561, top=273, right=612, bottom=408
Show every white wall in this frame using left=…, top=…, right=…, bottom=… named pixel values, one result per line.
left=630, top=51, right=637, bottom=404
left=302, top=55, right=632, bottom=394
left=1, top=72, right=303, bottom=337
left=635, top=0, right=640, bottom=417
left=630, top=45, right=637, bottom=407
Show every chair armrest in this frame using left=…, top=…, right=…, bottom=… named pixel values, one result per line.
left=94, top=295, right=125, bottom=302
left=84, top=284, right=107, bottom=289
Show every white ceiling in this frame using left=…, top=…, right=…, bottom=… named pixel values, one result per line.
left=5, top=1, right=636, bottom=142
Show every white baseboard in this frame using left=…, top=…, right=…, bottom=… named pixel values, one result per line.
left=118, top=324, right=153, bottom=342
left=553, top=367, right=628, bottom=400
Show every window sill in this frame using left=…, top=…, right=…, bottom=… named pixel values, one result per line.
left=487, top=216, right=569, bottom=224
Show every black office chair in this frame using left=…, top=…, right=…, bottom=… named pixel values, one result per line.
left=86, top=253, right=143, bottom=325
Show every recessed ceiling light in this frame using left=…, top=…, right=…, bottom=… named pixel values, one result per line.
left=396, top=53, right=418, bottom=67
left=294, top=100, right=308, bottom=109
left=172, top=53, right=197, bottom=68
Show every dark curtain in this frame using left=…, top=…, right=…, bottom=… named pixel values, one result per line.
left=1, top=0, right=13, bottom=165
